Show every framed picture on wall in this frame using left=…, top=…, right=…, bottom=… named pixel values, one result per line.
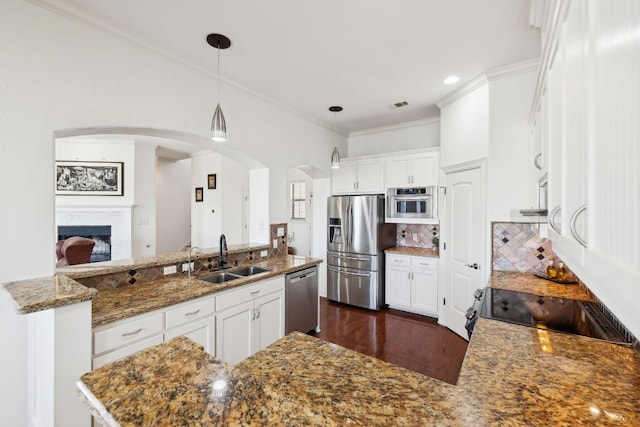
left=195, top=187, right=204, bottom=202
left=207, top=174, right=217, bottom=189
left=55, top=161, right=124, bottom=196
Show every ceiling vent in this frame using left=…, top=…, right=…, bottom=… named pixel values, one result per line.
left=389, top=101, right=409, bottom=109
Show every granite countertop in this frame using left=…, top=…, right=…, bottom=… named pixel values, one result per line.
left=1, top=274, right=97, bottom=314
left=385, top=246, right=439, bottom=258
left=92, top=255, right=321, bottom=327
left=57, top=242, right=271, bottom=279
left=77, top=271, right=640, bottom=425
left=488, top=270, right=594, bottom=301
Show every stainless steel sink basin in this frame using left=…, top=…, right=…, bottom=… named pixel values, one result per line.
left=198, top=272, right=243, bottom=284
left=228, top=265, right=271, bottom=276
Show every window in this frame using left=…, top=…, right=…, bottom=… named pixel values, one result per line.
left=290, top=181, right=306, bottom=220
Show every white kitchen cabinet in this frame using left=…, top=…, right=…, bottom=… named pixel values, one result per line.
left=530, top=0, right=640, bottom=336
left=215, top=276, right=285, bottom=365
left=331, top=158, right=384, bottom=194
left=385, top=253, right=438, bottom=317
left=386, top=150, right=440, bottom=188
left=92, top=295, right=216, bottom=368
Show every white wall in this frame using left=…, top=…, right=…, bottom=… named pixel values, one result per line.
left=287, top=168, right=313, bottom=256
left=348, top=118, right=440, bottom=157
left=311, top=178, right=330, bottom=297
left=191, top=151, right=223, bottom=249
left=249, top=169, right=270, bottom=243
left=0, top=1, right=338, bottom=424
left=156, top=158, right=191, bottom=253
left=439, top=84, right=490, bottom=168
left=132, top=143, right=157, bottom=257
left=221, top=156, right=250, bottom=246
left=486, top=71, right=537, bottom=221
left=269, top=168, right=289, bottom=224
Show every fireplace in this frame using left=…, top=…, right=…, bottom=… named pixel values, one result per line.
left=58, top=225, right=112, bottom=263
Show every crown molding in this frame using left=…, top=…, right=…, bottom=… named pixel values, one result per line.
left=348, top=117, right=440, bottom=138
left=485, top=58, right=539, bottom=81
left=26, top=0, right=337, bottom=133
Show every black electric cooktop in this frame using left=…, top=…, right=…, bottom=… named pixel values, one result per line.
left=479, top=288, right=631, bottom=345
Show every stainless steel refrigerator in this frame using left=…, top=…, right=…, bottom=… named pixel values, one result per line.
left=327, top=194, right=396, bottom=310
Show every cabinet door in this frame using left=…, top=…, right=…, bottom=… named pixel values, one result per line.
left=411, top=268, right=438, bottom=316
left=385, top=261, right=412, bottom=310
left=356, top=159, right=384, bottom=193
left=92, top=334, right=163, bottom=369
left=254, top=290, right=285, bottom=353
left=215, top=300, right=254, bottom=365
left=411, top=152, right=439, bottom=187
left=385, top=155, right=411, bottom=188
left=165, top=317, right=215, bottom=356
left=331, top=160, right=358, bottom=194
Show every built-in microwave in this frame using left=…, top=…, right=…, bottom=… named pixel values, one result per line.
left=386, top=187, right=438, bottom=223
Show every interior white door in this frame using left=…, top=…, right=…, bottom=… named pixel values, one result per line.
left=444, top=166, right=484, bottom=340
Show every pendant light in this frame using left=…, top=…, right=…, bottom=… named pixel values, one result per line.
left=329, top=106, right=343, bottom=169
left=207, top=33, right=231, bottom=142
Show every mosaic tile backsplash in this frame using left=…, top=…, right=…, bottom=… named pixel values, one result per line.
left=396, top=224, right=439, bottom=251
left=492, top=222, right=574, bottom=277
left=270, top=223, right=288, bottom=256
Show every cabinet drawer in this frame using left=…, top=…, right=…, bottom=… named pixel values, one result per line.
left=92, top=334, right=163, bottom=369
left=386, top=253, right=411, bottom=267
left=411, top=257, right=438, bottom=269
left=216, top=276, right=285, bottom=312
left=94, top=312, right=164, bottom=355
left=165, top=296, right=215, bottom=330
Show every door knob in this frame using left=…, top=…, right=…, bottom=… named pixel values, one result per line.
left=465, top=263, right=479, bottom=270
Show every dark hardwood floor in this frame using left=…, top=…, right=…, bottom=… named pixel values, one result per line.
left=309, top=297, right=469, bottom=385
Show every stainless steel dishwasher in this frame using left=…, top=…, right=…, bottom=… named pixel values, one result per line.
left=285, top=266, right=319, bottom=334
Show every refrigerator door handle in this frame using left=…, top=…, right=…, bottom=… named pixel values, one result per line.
left=328, top=266, right=371, bottom=278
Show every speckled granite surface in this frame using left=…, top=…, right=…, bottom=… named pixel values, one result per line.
left=1, top=274, right=97, bottom=314
left=385, top=246, right=440, bottom=258
left=92, top=256, right=321, bottom=327
left=79, top=334, right=485, bottom=427
left=459, top=317, right=640, bottom=425
left=488, top=270, right=593, bottom=301
left=57, top=243, right=271, bottom=279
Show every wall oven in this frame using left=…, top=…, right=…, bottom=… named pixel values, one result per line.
left=386, top=187, right=438, bottom=223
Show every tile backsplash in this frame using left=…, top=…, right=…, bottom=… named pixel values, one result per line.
left=396, top=224, right=439, bottom=251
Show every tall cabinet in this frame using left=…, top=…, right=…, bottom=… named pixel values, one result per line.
left=530, top=0, right=640, bottom=336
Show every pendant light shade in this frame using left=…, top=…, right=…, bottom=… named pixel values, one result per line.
left=329, top=106, right=343, bottom=169
left=207, top=33, right=231, bottom=142
left=211, top=103, right=226, bottom=142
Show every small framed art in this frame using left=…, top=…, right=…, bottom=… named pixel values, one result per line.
left=207, top=174, right=217, bottom=189
left=195, top=187, right=204, bottom=202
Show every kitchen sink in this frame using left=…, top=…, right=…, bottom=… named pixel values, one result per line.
left=228, top=265, right=271, bottom=276
left=198, top=272, right=243, bottom=284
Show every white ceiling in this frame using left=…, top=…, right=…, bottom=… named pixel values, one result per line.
left=37, top=0, right=540, bottom=134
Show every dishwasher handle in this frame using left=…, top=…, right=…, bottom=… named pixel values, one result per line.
left=289, top=269, right=317, bottom=283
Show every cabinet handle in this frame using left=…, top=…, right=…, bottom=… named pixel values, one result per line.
left=255, top=308, right=261, bottom=319
left=185, top=309, right=201, bottom=316
left=121, top=328, right=143, bottom=337
left=354, top=182, right=357, bottom=189
left=251, top=309, right=256, bottom=320
left=548, top=205, right=562, bottom=234
left=250, top=290, right=260, bottom=295
left=408, top=272, right=411, bottom=280
left=534, top=153, right=542, bottom=170
left=569, top=204, right=587, bottom=248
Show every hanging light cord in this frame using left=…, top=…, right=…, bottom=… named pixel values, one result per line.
left=217, top=42, right=221, bottom=101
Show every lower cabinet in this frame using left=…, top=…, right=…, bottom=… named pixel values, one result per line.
left=164, top=317, right=216, bottom=355
left=385, top=253, right=438, bottom=317
left=215, top=276, right=285, bottom=365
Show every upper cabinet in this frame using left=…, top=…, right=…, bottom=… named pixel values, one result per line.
left=530, top=0, right=640, bottom=336
left=385, top=150, right=440, bottom=188
left=331, top=149, right=441, bottom=196
left=331, top=158, right=384, bottom=195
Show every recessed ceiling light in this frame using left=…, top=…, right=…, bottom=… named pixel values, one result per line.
left=443, top=75, right=460, bottom=85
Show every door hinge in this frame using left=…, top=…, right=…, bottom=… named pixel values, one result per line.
left=443, top=297, right=446, bottom=306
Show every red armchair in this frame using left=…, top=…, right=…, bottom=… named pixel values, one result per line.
left=56, top=236, right=95, bottom=267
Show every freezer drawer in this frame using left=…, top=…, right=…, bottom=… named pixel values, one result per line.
left=327, top=251, right=378, bottom=271
left=327, top=265, right=381, bottom=310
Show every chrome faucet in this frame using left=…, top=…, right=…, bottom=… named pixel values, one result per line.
left=188, top=246, right=201, bottom=280
left=218, top=234, right=228, bottom=270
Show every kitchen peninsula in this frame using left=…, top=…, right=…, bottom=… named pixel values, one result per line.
left=75, top=272, right=640, bottom=426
